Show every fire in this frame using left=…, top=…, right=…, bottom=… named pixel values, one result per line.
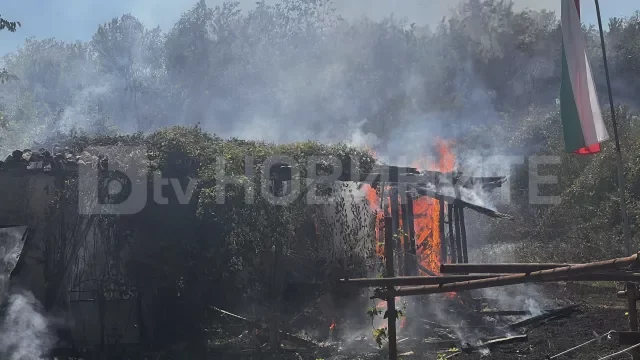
left=329, top=318, right=336, bottom=331
left=363, top=139, right=456, bottom=272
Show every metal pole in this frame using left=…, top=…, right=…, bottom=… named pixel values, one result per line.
left=595, top=0, right=632, bottom=255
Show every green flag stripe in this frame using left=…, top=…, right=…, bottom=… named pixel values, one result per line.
left=560, top=46, right=587, bottom=152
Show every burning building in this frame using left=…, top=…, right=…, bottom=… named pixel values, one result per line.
left=362, top=139, right=511, bottom=278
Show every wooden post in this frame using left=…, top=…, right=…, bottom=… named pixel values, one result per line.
left=627, top=282, right=640, bottom=360
left=452, top=173, right=465, bottom=264
left=453, top=204, right=463, bottom=264
left=402, top=194, right=415, bottom=276
left=384, top=217, right=397, bottom=360
left=457, top=205, right=468, bottom=263
left=439, top=197, right=446, bottom=265
left=268, top=177, right=285, bottom=349
left=390, top=187, right=400, bottom=276
left=447, top=204, right=456, bottom=263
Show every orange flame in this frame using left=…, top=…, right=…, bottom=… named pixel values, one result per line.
left=363, top=139, right=456, bottom=273
left=412, top=138, right=455, bottom=274
left=329, top=318, right=336, bottom=331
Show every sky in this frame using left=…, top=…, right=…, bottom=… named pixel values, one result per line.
left=1, top=0, right=638, bottom=56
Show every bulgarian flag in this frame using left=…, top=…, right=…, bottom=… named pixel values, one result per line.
left=561, top=0, right=610, bottom=154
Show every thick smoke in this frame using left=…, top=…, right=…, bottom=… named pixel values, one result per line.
left=0, top=227, right=54, bottom=360
left=0, top=0, right=547, bottom=161
left=0, top=291, right=55, bottom=360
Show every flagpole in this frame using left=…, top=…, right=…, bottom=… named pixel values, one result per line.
left=594, top=0, right=632, bottom=255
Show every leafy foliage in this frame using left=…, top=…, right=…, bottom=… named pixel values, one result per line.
left=0, top=15, right=20, bottom=32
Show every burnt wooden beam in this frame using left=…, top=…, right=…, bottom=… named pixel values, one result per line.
left=414, top=186, right=514, bottom=220
left=341, top=272, right=640, bottom=289
left=374, top=252, right=640, bottom=298
left=508, top=305, right=580, bottom=330
left=439, top=198, right=446, bottom=265
left=447, top=204, right=456, bottom=264
left=383, top=217, right=398, bottom=360
left=441, top=263, right=575, bottom=274
left=457, top=205, right=468, bottom=263
left=390, top=187, right=401, bottom=276
left=402, top=194, right=415, bottom=276
left=339, top=274, right=509, bottom=288
left=453, top=204, right=463, bottom=264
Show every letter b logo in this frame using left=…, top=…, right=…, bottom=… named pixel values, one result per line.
left=78, top=145, right=148, bottom=215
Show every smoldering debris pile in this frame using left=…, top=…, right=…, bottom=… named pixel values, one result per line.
left=207, top=283, right=579, bottom=359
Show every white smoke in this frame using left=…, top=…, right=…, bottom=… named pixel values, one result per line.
left=0, top=291, right=55, bottom=360
left=0, top=227, right=55, bottom=360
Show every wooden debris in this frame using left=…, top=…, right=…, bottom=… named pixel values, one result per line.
left=508, top=305, right=580, bottom=330
left=465, top=334, right=528, bottom=350
left=210, top=306, right=317, bottom=348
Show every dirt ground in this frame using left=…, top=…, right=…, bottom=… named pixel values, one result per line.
left=324, top=282, right=633, bottom=360
left=212, top=281, right=635, bottom=360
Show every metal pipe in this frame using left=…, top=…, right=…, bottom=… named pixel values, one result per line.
left=441, top=263, right=576, bottom=274
left=342, top=272, right=640, bottom=289
left=375, top=252, right=640, bottom=298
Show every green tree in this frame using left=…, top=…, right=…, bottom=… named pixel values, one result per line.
left=0, top=15, right=20, bottom=84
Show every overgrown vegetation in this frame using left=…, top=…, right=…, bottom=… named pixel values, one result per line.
left=40, top=126, right=376, bottom=351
